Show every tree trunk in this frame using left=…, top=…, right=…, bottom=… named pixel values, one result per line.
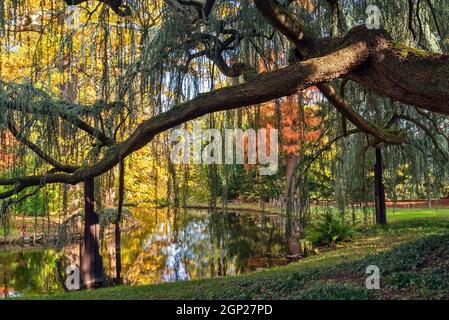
left=285, top=153, right=298, bottom=239
left=80, top=177, right=103, bottom=288
left=374, top=148, right=387, bottom=225
left=115, top=160, right=124, bottom=284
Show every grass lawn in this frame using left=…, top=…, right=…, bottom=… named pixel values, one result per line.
left=30, top=207, right=449, bottom=300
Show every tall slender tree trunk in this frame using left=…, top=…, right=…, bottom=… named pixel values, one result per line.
left=374, top=148, right=387, bottom=225
left=115, top=160, right=124, bottom=284
left=285, top=153, right=299, bottom=238
left=80, top=177, right=103, bottom=288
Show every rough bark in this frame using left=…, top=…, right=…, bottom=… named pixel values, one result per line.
left=374, top=148, right=387, bottom=225
left=80, top=177, right=103, bottom=288
left=115, top=160, right=124, bottom=284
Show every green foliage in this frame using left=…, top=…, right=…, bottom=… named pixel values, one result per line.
left=0, top=249, right=61, bottom=296
left=387, top=271, right=449, bottom=291
left=16, top=188, right=57, bottom=217
left=294, top=283, right=369, bottom=300
left=306, top=209, right=357, bottom=246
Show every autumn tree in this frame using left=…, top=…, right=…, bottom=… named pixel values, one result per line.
left=2, top=0, right=449, bottom=284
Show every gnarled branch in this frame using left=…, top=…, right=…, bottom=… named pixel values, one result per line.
left=0, top=40, right=370, bottom=199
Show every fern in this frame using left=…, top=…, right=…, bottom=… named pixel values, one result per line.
left=307, top=209, right=357, bottom=246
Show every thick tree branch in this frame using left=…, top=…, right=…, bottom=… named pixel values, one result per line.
left=254, top=0, right=449, bottom=146
left=317, top=83, right=406, bottom=145
left=347, top=46, right=449, bottom=115
left=255, top=0, right=405, bottom=145
left=0, top=41, right=370, bottom=199
left=4, top=1, right=449, bottom=200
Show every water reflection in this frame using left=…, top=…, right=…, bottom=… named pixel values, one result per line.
left=0, top=249, right=61, bottom=297
left=1, top=208, right=289, bottom=297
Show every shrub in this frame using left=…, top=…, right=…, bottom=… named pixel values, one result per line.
left=307, top=210, right=357, bottom=246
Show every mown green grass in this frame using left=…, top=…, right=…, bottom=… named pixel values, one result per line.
left=388, top=207, right=449, bottom=221
left=32, top=208, right=449, bottom=300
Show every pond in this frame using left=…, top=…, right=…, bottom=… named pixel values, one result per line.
left=0, top=208, right=290, bottom=297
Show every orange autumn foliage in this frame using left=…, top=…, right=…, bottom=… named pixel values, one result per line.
left=241, top=54, right=321, bottom=173
left=0, top=131, right=16, bottom=170
left=257, top=57, right=322, bottom=157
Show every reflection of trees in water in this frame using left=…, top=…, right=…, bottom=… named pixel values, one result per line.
left=0, top=249, right=60, bottom=297
left=208, top=211, right=286, bottom=275
left=1, top=208, right=288, bottom=296
left=120, top=209, right=287, bottom=283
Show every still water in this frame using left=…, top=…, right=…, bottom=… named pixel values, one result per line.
left=0, top=208, right=289, bottom=297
